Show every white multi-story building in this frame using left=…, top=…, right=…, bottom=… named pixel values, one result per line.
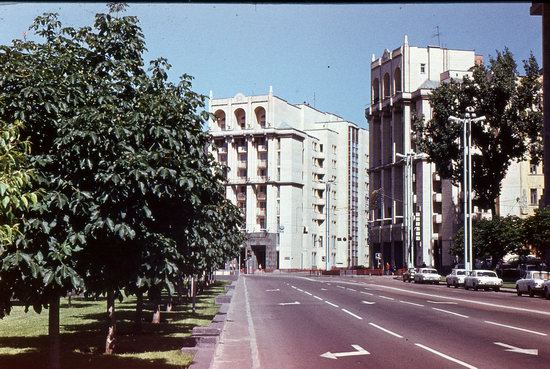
left=208, top=89, right=368, bottom=271
left=366, top=36, right=482, bottom=271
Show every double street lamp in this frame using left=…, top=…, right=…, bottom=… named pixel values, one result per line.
left=449, top=107, right=486, bottom=272
left=396, top=151, right=428, bottom=269
left=325, top=179, right=334, bottom=271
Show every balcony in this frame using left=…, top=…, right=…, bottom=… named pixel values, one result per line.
left=312, top=212, right=326, bottom=221
left=432, top=172, right=441, bottom=181
left=257, top=192, right=266, bottom=201
left=218, top=146, right=227, bottom=154
left=313, top=197, right=325, bottom=206
left=256, top=208, right=266, bottom=217
left=257, top=144, right=267, bottom=152
left=237, top=193, right=246, bottom=201
left=314, top=165, right=325, bottom=175
left=258, top=160, right=267, bottom=169
left=433, top=214, right=442, bottom=224
left=237, top=146, right=247, bottom=153
left=237, top=160, right=247, bottom=169
left=433, top=193, right=442, bottom=202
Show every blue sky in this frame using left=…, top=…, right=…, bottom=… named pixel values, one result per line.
left=0, top=2, right=541, bottom=128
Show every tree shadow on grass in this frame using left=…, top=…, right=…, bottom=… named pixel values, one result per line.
left=0, top=348, right=191, bottom=369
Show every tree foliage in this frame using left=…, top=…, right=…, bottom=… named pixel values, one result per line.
left=523, top=207, right=550, bottom=266
left=413, top=49, right=542, bottom=215
left=0, top=8, right=244, bottom=321
left=451, top=215, right=526, bottom=268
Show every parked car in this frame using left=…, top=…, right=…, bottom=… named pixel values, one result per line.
left=446, top=269, right=467, bottom=288
left=543, top=280, right=550, bottom=300
left=516, top=271, right=550, bottom=297
left=464, top=270, right=503, bottom=291
left=402, top=268, right=416, bottom=282
left=414, top=268, right=442, bottom=284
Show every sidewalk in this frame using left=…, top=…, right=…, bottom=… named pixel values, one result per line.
left=210, top=276, right=254, bottom=369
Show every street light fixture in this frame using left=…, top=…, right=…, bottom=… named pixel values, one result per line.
left=448, top=107, right=486, bottom=272
left=396, top=151, right=428, bottom=269
left=325, top=179, right=334, bottom=271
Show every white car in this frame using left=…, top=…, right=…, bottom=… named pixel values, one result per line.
left=446, top=269, right=467, bottom=288
left=414, top=268, right=442, bottom=284
left=516, top=271, right=550, bottom=297
left=464, top=270, right=503, bottom=292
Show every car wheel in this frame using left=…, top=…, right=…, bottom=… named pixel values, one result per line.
left=516, top=286, right=522, bottom=296
left=473, top=283, right=478, bottom=291
left=465, top=284, right=469, bottom=290
left=454, top=282, right=459, bottom=289
left=435, top=281, right=439, bottom=285
left=493, top=287, right=500, bottom=292
left=528, top=287, right=534, bottom=297
left=545, top=287, right=550, bottom=300
left=447, top=282, right=450, bottom=288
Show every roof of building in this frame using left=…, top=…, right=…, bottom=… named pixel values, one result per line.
left=418, top=79, right=441, bottom=90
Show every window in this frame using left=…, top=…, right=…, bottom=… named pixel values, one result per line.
left=530, top=188, right=538, bottom=205
left=420, top=63, right=426, bottom=74
left=530, top=160, right=538, bottom=174
left=319, top=144, right=323, bottom=152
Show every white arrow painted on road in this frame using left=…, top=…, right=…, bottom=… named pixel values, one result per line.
left=321, top=345, right=370, bottom=360
left=278, top=301, right=300, bottom=306
left=265, top=289, right=280, bottom=291
left=361, top=300, right=376, bottom=305
left=321, top=288, right=328, bottom=291
left=494, top=342, right=538, bottom=356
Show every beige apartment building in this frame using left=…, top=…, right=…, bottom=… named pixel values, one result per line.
left=208, top=89, right=368, bottom=271
left=366, top=36, right=544, bottom=272
left=366, top=36, right=482, bottom=271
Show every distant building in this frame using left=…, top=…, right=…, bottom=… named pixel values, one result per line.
left=366, top=36, right=480, bottom=271
left=208, top=89, right=368, bottom=271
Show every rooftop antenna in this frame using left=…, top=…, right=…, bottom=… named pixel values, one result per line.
left=313, top=92, right=316, bottom=108
left=432, top=26, right=442, bottom=47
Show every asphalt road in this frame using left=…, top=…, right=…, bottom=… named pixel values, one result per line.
left=243, top=274, right=550, bottom=369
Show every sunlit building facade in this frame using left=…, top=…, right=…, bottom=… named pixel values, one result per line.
left=208, top=89, right=368, bottom=270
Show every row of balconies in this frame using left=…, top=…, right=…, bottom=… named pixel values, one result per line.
left=218, top=144, right=268, bottom=154
left=237, top=192, right=266, bottom=201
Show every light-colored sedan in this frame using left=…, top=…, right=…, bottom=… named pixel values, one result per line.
left=516, top=271, right=550, bottom=297
left=414, top=268, right=442, bottom=284
left=464, top=270, right=503, bottom=292
left=446, top=269, right=467, bottom=288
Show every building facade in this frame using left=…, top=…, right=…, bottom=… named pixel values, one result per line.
left=366, top=36, right=481, bottom=272
left=209, top=89, right=369, bottom=270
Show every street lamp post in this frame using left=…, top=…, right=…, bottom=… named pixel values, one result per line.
left=325, top=179, right=334, bottom=271
left=396, top=151, right=427, bottom=269
left=449, top=107, right=486, bottom=272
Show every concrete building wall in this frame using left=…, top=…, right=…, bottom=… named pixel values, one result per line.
left=209, top=90, right=368, bottom=270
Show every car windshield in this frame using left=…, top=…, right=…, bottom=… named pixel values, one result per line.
left=532, top=272, right=550, bottom=280
left=478, top=271, right=497, bottom=277
left=456, top=271, right=466, bottom=275
left=424, top=269, right=437, bottom=274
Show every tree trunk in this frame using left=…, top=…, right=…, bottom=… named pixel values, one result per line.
left=151, top=287, right=161, bottom=324
left=49, top=294, right=61, bottom=369
left=134, top=291, right=143, bottom=333
left=105, top=291, right=116, bottom=355
left=191, top=277, right=196, bottom=313
left=166, top=295, right=173, bottom=312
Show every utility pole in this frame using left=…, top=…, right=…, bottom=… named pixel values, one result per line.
left=449, top=107, right=486, bottom=271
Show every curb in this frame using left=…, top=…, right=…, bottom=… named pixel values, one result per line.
left=183, top=280, right=237, bottom=369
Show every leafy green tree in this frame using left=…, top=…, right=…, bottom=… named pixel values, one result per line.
left=452, top=216, right=526, bottom=268
left=0, top=4, right=243, bottom=364
left=0, top=120, right=37, bottom=246
left=413, top=49, right=542, bottom=216
left=523, top=208, right=550, bottom=267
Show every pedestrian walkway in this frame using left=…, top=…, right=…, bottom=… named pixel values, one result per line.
left=210, top=276, right=255, bottom=369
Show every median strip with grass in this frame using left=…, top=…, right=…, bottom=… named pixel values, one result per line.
left=0, top=281, right=228, bottom=369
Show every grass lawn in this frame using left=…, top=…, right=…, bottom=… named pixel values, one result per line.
left=0, top=281, right=228, bottom=369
